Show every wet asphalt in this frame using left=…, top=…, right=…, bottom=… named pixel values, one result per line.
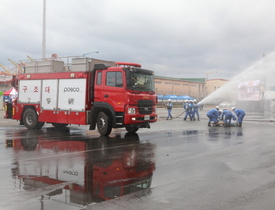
left=1, top=109, right=275, bottom=210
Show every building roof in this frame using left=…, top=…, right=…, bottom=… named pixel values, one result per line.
left=154, top=75, right=205, bottom=83
left=206, top=78, right=229, bottom=82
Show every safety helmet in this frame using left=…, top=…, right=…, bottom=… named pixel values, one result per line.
left=216, top=106, right=219, bottom=110
left=231, top=107, right=236, bottom=110
left=168, top=99, right=171, bottom=101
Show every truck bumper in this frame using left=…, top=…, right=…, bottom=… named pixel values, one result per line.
left=124, top=113, right=158, bottom=125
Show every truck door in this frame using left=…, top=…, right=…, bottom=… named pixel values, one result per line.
left=94, top=70, right=125, bottom=112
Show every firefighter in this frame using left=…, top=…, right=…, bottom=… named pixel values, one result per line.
left=220, top=108, right=236, bottom=127
left=166, top=99, right=173, bottom=120
left=189, top=100, right=195, bottom=120
left=206, top=106, right=220, bottom=126
left=192, top=100, right=200, bottom=121
left=232, top=107, right=246, bottom=127
left=183, top=100, right=191, bottom=120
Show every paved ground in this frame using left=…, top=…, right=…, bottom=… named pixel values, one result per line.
left=156, top=107, right=273, bottom=122
left=2, top=108, right=275, bottom=210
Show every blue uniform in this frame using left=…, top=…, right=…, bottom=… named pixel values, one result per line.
left=189, top=103, right=195, bottom=120
left=221, top=110, right=236, bottom=126
left=192, top=103, right=200, bottom=120
left=233, top=109, right=246, bottom=124
left=166, top=102, right=173, bottom=120
left=183, top=103, right=192, bottom=120
left=206, top=109, right=219, bottom=124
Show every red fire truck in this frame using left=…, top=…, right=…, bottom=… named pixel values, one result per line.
left=8, top=131, right=155, bottom=206
left=5, top=56, right=158, bottom=135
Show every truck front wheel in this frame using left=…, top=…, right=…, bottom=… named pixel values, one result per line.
left=23, top=108, right=39, bottom=130
left=96, top=112, right=112, bottom=136
left=125, top=126, right=139, bottom=133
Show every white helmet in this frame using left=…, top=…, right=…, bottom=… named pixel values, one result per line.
left=216, top=106, right=219, bottom=110
left=168, top=99, right=171, bottom=101
left=231, top=107, right=236, bottom=110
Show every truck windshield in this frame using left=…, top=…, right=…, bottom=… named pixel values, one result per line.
left=126, top=71, right=155, bottom=92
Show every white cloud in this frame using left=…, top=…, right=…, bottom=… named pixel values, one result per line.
left=1, top=0, right=275, bottom=80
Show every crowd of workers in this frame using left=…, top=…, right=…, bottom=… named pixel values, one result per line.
left=166, top=99, right=246, bottom=127
left=166, top=99, right=201, bottom=121
left=206, top=106, right=246, bottom=127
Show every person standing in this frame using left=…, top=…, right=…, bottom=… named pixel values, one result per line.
left=206, top=106, right=220, bottom=126
left=183, top=100, right=191, bottom=120
left=188, top=100, right=195, bottom=120
left=232, top=107, right=246, bottom=127
left=166, top=99, right=173, bottom=120
left=192, top=100, right=200, bottom=121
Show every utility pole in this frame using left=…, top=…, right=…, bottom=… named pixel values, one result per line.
left=42, top=0, right=46, bottom=58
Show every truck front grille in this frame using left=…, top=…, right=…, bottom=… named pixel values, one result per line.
left=138, top=100, right=153, bottom=114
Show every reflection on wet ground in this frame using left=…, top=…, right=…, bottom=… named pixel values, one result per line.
left=207, top=127, right=243, bottom=138
left=2, top=121, right=268, bottom=210
left=5, top=128, right=156, bottom=209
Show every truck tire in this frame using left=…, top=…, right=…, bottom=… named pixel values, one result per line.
left=96, top=112, right=112, bottom=136
left=23, top=108, right=39, bottom=130
left=52, top=123, right=68, bottom=129
left=125, top=126, right=139, bottom=133
left=36, top=122, right=45, bottom=129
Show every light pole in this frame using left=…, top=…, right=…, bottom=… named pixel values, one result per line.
left=83, top=51, right=99, bottom=57
left=205, top=71, right=218, bottom=80
left=205, top=71, right=218, bottom=98
left=42, top=0, right=46, bottom=58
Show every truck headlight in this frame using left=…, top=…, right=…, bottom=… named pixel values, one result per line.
left=128, top=108, right=136, bottom=114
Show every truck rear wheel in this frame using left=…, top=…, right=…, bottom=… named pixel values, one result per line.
left=125, top=126, right=139, bottom=133
left=96, top=112, right=112, bottom=136
left=23, top=108, right=39, bottom=130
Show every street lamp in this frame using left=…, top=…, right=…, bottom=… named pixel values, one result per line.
left=83, top=51, right=99, bottom=57
left=205, top=71, right=218, bottom=80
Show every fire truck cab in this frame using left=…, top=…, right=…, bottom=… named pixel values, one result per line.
left=7, top=57, right=158, bottom=135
